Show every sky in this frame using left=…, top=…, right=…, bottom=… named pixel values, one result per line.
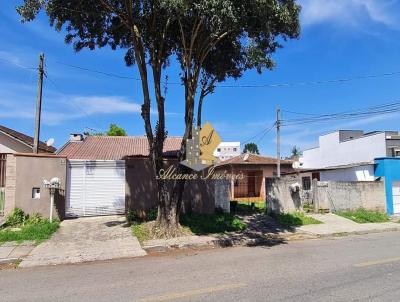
left=1, top=0, right=400, bottom=157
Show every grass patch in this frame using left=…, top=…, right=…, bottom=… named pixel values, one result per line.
left=0, top=208, right=59, bottom=243
left=276, top=212, right=322, bottom=227
left=231, top=201, right=266, bottom=214
left=336, top=208, right=389, bottom=223
left=180, top=213, right=246, bottom=235
left=131, top=223, right=152, bottom=244
left=0, top=221, right=59, bottom=243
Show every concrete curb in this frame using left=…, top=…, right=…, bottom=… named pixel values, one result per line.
left=143, top=227, right=400, bottom=252
left=312, top=227, right=400, bottom=238
left=0, top=257, right=20, bottom=265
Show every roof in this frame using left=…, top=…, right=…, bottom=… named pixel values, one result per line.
left=57, top=136, right=182, bottom=160
left=283, top=161, right=374, bottom=175
left=0, top=125, right=56, bottom=153
left=216, top=153, right=293, bottom=166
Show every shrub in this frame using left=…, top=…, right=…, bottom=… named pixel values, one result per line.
left=180, top=213, right=246, bottom=235
left=127, top=207, right=157, bottom=224
left=5, top=208, right=27, bottom=227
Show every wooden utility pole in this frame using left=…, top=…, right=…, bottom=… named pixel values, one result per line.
left=33, top=53, right=44, bottom=154
left=276, top=107, right=281, bottom=178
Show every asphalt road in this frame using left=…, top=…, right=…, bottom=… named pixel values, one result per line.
left=2, top=231, right=400, bottom=302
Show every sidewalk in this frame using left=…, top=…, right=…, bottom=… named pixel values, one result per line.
left=143, top=213, right=400, bottom=251
left=20, top=216, right=146, bottom=268
left=0, top=241, right=36, bottom=264
left=297, top=213, right=400, bottom=236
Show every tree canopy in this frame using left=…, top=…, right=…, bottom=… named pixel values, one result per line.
left=243, top=143, right=260, bottom=155
left=17, top=0, right=301, bottom=236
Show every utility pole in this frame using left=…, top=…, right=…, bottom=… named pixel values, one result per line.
left=276, top=107, right=281, bottom=178
left=33, top=53, right=45, bottom=154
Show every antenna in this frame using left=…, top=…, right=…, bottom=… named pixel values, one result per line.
left=46, top=138, right=55, bottom=147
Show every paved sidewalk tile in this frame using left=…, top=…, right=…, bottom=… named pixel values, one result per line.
left=297, top=213, right=400, bottom=235
left=8, top=245, right=35, bottom=258
left=0, top=246, right=15, bottom=258
left=20, top=216, right=146, bottom=268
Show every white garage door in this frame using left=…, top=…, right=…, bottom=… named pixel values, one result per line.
left=66, top=160, right=125, bottom=217
left=393, top=181, right=400, bottom=215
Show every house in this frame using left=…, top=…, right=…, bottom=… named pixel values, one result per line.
left=0, top=124, right=56, bottom=154
left=213, top=142, right=241, bottom=161
left=57, top=135, right=218, bottom=217
left=215, top=153, right=294, bottom=203
left=300, top=130, right=400, bottom=169
left=0, top=125, right=56, bottom=216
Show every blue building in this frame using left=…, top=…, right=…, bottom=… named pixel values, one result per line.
left=375, top=158, right=400, bottom=215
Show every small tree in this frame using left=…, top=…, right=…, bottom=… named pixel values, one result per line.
left=243, top=143, right=260, bottom=155
left=106, top=124, right=127, bottom=136
left=17, top=0, right=300, bottom=236
left=290, top=145, right=302, bottom=159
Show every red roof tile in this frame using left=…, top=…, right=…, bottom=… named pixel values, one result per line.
left=0, top=125, right=56, bottom=153
left=57, top=136, right=182, bottom=160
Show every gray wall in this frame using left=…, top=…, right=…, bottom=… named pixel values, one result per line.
left=266, top=177, right=386, bottom=214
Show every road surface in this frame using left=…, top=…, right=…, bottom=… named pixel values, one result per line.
left=1, top=231, right=400, bottom=301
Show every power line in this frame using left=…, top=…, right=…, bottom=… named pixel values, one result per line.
left=55, top=60, right=400, bottom=89
left=242, top=123, right=276, bottom=145
left=280, top=100, right=400, bottom=126
left=0, top=57, right=37, bottom=72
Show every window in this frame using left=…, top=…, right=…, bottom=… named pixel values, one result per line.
left=217, top=148, right=221, bottom=152
left=395, top=150, right=400, bottom=157
left=32, top=188, right=41, bottom=199
left=233, top=148, right=237, bottom=152
left=302, top=177, right=311, bottom=190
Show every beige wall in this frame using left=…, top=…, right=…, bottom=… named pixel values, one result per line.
left=5, top=154, right=67, bottom=219
left=0, top=132, right=33, bottom=154
left=125, top=158, right=215, bottom=214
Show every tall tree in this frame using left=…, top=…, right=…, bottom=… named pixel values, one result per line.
left=17, top=0, right=300, bottom=236
left=243, top=143, right=260, bottom=155
left=107, top=123, right=127, bottom=136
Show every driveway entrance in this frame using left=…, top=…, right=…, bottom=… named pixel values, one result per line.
left=20, top=216, right=146, bottom=268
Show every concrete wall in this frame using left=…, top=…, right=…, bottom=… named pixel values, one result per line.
left=214, top=180, right=230, bottom=213
left=125, top=158, right=215, bottom=214
left=301, top=131, right=387, bottom=168
left=266, top=177, right=386, bottom=214
left=320, top=164, right=375, bottom=182
left=0, top=132, right=32, bottom=153
left=5, top=154, right=67, bottom=219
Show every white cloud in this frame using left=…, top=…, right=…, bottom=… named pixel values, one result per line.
left=299, top=0, right=398, bottom=28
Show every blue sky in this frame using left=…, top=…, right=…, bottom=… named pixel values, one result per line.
left=1, top=0, right=400, bottom=157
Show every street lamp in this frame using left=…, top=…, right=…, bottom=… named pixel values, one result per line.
left=43, top=177, right=61, bottom=222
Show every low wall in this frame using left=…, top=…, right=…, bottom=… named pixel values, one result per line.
left=125, top=158, right=216, bottom=214
left=266, top=177, right=386, bottom=214
left=5, top=154, right=67, bottom=219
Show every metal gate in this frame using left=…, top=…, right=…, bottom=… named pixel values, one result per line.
left=66, top=160, right=126, bottom=217
left=0, top=154, right=6, bottom=216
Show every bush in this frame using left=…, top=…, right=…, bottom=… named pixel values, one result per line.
left=127, top=207, right=157, bottom=224
left=180, top=213, right=246, bottom=235
left=336, top=208, right=389, bottom=223
left=5, top=208, right=27, bottom=227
